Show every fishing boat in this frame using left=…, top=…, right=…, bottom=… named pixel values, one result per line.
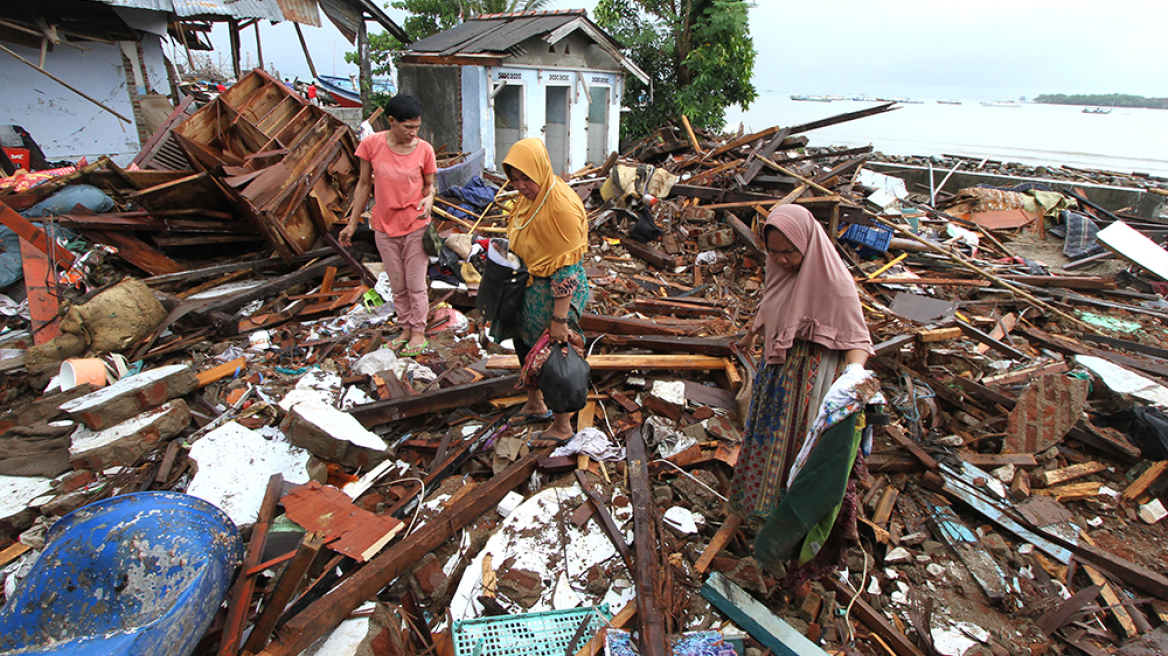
left=1082, top=106, right=1113, bottom=114
left=790, top=94, right=833, bottom=102
left=980, top=100, right=1023, bottom=108
left=315, top=74, right=396, bottom=108
left=936, top=99, right=962, bottom=105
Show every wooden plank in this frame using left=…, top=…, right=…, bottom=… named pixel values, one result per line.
left=926, top=499, right=1010, bottom=602
left=19, top=237, right=60, bottom=345
left=242, top=532, right=327, bottom=654
left=257, top=448, right=546, bottom=656
left=871, top=487, right=899, bottom=526
left=724, top=212, right=765, bottom=258
left=694, top=514, right=741, bottom=574
left=960, top=453, right=1038, bottom=468
left=1032, top=481, right=1102, bottom=501
left=0, top=542, right=31, bottom=568
left=821, top=577, right=925, bottom=656
left=195, top=356, right=247, bottom=388
left=620, top=237, right=681, bottom=270
left=484, top=354, right=727, bottom=371
left=1033, top=462, right=1107, bottom=488
left=884, top=425, right=940, bottom=471
left=957, top=320, right=1028, bottom=360
left=1123, top=461, right=1168, bottom=500
left=581, top=313, right=688, bottom=337
left=348, top=375, right=520, bottom=427
left=627, top=427, right=668, bottom=656
left=574, top=470, right=634, bottom=571
left=220, top=474, right=283, bottom=656
left=1, top=201, right=75, bottom=266
left=702, top=572, right=832, bottom=656
left=917, top=326, right=963, bottom=342
left=573, top=602, right=636, bottom=656
left=1078, top=532, right=1141, bottom=639
left=83, top=230, right=185, bottom=275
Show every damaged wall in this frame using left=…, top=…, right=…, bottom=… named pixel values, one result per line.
left=0, top=34, right=169, bottom=164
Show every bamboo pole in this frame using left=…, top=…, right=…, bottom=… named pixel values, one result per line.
left=761, top=157, right=1104, bottom=336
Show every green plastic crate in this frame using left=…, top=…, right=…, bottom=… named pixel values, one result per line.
left=452, top=605, right=610, bottom=656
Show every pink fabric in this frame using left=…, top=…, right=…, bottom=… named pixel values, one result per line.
left=355, top=134, right=437, bottom=237
left=375, top=227, right=430, bottom=333
left=756, top=205, right=873, bottom=365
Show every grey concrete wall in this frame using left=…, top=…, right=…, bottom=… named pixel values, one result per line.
left=323, top=107, right=363, bottom=132
left=398, top=64, right=463, bottom=154
left=868, top=162, right=1165, bottom=219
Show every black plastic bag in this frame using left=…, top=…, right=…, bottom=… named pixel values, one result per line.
left=477, top=256, right=527, bottom=322
left=627, top=208, right=662, bottom=243
left=539, top=344, right=590, bottom=413
left=1113, top=406, right=1168, bottom=460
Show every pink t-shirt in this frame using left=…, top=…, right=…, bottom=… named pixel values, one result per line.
left=355, top=133, right=438, bottom=237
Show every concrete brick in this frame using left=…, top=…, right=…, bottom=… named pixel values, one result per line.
left=59, top=364, right=198, bottom=430
left=1004, top=374, right=1089, bottom=455
left=286, top=401, right=389, bottom=470
left=69, top=400, right=190, bottom=471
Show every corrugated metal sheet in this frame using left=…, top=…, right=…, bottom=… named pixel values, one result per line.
left=92, top=0, right=287, bottom=22
left=455, top=15, right=574, bottom=55
left=274, top=0, right=320, bottom=26
left=408, top=13, right=578, bottom=55
left=317, top=0, right=410, bottom=45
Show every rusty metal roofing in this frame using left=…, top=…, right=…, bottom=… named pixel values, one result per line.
left=273, top=0, right=320, bottom=26
left=408, top=11, right=589, bottom=56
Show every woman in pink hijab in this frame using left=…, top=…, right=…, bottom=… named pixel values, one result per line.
left=730, top=204, right=874, bottom=578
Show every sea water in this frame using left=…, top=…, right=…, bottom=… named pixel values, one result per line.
left=724, top=92, right=1168, bottom=178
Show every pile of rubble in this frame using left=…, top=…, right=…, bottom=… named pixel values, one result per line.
left=3, top=78, right=1168, bottom=656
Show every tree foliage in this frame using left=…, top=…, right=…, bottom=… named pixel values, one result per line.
left=1033, top=93, right=1168, bottom=109
left=595, top=0, right=757, bottom=142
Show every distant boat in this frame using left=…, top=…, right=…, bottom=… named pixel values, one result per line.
left=790, top=94, right=833, bottom=102
left=980, top=100, right=1023, bottom=108
left=936, top=99, right=962, bottom=105
left=315, top=74, right=396, bottom=108
left=1082, top=106, right=1113, bottom=114
left=875, top=97, right=922, bottom=104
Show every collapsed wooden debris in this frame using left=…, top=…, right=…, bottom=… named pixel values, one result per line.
left=2, top=85, right=1168, bottom=656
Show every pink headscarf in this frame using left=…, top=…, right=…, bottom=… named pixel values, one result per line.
left=756, top=205, right=873, bottom=364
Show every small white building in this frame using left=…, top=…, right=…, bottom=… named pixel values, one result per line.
left=397, top=10, right=649, bottom=174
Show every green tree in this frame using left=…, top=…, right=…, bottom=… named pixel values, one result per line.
left=595, top=0, right=757, bottom=142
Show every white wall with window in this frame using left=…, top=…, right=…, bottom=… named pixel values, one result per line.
left=472, top=65, right=623, bottom=174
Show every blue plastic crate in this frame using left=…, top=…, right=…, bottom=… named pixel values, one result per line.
left=840, top=223, right=893, bottom=252
left=452, top=605, right=610, bottom=656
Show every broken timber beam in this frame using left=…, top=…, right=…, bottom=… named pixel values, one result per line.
left=620, top=237, right=683, bottom=269
left=484, top=354, right=727, bottom=371
left=627, top=427, right=668, bottom=656
left=821, top=576, right=926, bottom=656
left=703, top=572, right=830, bottom=656
left=257, top=448, right=546, bottom=656
left=723, top=212, right=766, bottom=258
left=348, top=375, right=520, bottom=427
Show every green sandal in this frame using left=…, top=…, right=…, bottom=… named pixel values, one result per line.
left=399, top=339, right=430, bottom=357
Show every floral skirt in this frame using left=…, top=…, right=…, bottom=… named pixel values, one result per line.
left=729, top=339, right=841, bottom=524
left=518, top=262, right=589, bottom=346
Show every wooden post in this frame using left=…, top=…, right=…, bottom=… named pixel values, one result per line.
left=357, top=15, right=372, bottom=118
left=627, top=428, right=667, bottom=656
left=253, top=21, right=264, bottom=70
left=294, top=23, right=318, bottom=80
left=228, top=18, right=242, bottom=80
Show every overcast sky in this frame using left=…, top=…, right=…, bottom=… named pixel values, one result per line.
left=199, top=0, right=1165, bottom=101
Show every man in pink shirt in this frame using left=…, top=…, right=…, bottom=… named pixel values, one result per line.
left=339, top=95, right=437, bottom=356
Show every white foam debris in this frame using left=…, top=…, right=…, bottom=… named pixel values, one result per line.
left=186, top=421, right=311, bottom=526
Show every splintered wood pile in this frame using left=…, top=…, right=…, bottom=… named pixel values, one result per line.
left=6, top=93, right=1168, bottom=656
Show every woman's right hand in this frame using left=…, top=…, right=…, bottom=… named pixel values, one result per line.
left=338, top=221, right=357, bottom=248
left=737, top=331, right=757, bottom=352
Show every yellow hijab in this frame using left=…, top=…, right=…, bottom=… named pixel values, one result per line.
left=502, top=139, right=588, bottom=278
